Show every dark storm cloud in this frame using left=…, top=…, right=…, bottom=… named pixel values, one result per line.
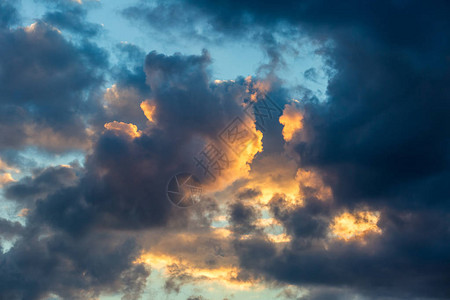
left=228, top=201, right=260, bottom=235
left=0, top=4, right=220, bottom=299
left=140, top=0, right=450, bottom=298
left=1, top=163, right=151, bottom=299
left=5, top=165, right=80, bottom=204
left=235, top=206, right=450, bottom=299
left=5, top=48, right=251, bottom=235
left=144, top=50, right=250, bottom=139
left=269, top=194, right=330, bottom=240
left=1, top=45, right=257, bottom=298
left=0, top=20, right=107, bottom=151
left=2, top=166, right=150, bottom=299
left=0, top=229, right=150, bottom=300
left=32, top=131, right=183, bottom=235
left=2, top=0, right=449, bottom=298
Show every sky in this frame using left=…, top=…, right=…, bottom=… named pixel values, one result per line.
left=0, top=0, right=449, bottom=299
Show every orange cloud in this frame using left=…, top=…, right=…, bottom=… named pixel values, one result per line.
left=136, top=252, right=247, bottom=287
left=0, top=158, right=17, bottom=187
left=201, top=120, right=263, bottom=193
left=243, top=154, right=301, bottom=205
left=330, top=210, right=382, bottom=242
left=0, top=173, right=15, bottom=187
left=104, top=121, right=141, bottom=138
left=279, top=103, right=303, bottom=142
left=0, top=159, right=19, bottom=174
left=140, top=100, right=157, bottom=123
left=134, top=228, right=259, bottom=290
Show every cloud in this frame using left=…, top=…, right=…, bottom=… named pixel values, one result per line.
left=0, top=218, right=23, bottom=240
left=122, top=1, right=302, bottom=77
left=236, top=188, right=261, bottom=200
left=142, top=0, right=450, bottom=298
left=43, top=6, right=102, bottom=37
left=0, top=21, right=107, bottom=152
left=228, top=201, right=260, bottom=235
left=140, top=100, right=157, bottom=123
left=102, top=83, right=150, bottom=131
left=0, top=173, right=15, bottom=187
left=279, top=103, right=303, bottom=142
left=104, top=121, right=142, bottom=138
left=5, top=165, right=80, bottom=205
left=2, top=1, right=450, bottom=299
left=38, top=0, right=102, bottom=37
left=0, top=230, right=150, bottom=300
left=0, top=0, right=19, bottom=28
left=330, top=210, right=382, bottom=242
left=142, top=51, right=264, bottom=191
left=122, top=0, right=216, bottom=43
left=0, top=45, right=274, bottom=298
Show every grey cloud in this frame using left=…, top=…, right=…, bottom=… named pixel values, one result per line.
left=0, top=230, right=149, bottom=300
left=228, top=201, right=260, bottom=235
left=0, top=21, right=107, bottom=152
left=0, top=218, right=23, bottom=240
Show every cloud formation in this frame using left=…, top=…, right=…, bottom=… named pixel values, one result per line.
left=123, top=0, right=450, bottom=298
left=0, top=21, right=106, bottom=152
left=1, top=0, right=450, bottom=299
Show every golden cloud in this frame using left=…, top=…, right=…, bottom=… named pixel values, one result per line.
left=279, top=103, right=303, bottom=142
left=201, top=120, right=263, bottom=193
left=136, top=252, right=252, bottom=289
left=140, top=100, right=157, bottom=123
left=134, top=227, right=260, bottom=290
left=0, top=159, right=20, bottom=174
left=0, top=173, right=15, bottom=187
left=243, top=154, right=301, bottom=205
left=330, top=210, right=382, bottom=242
left=104, top=121, right=141, bottom=138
